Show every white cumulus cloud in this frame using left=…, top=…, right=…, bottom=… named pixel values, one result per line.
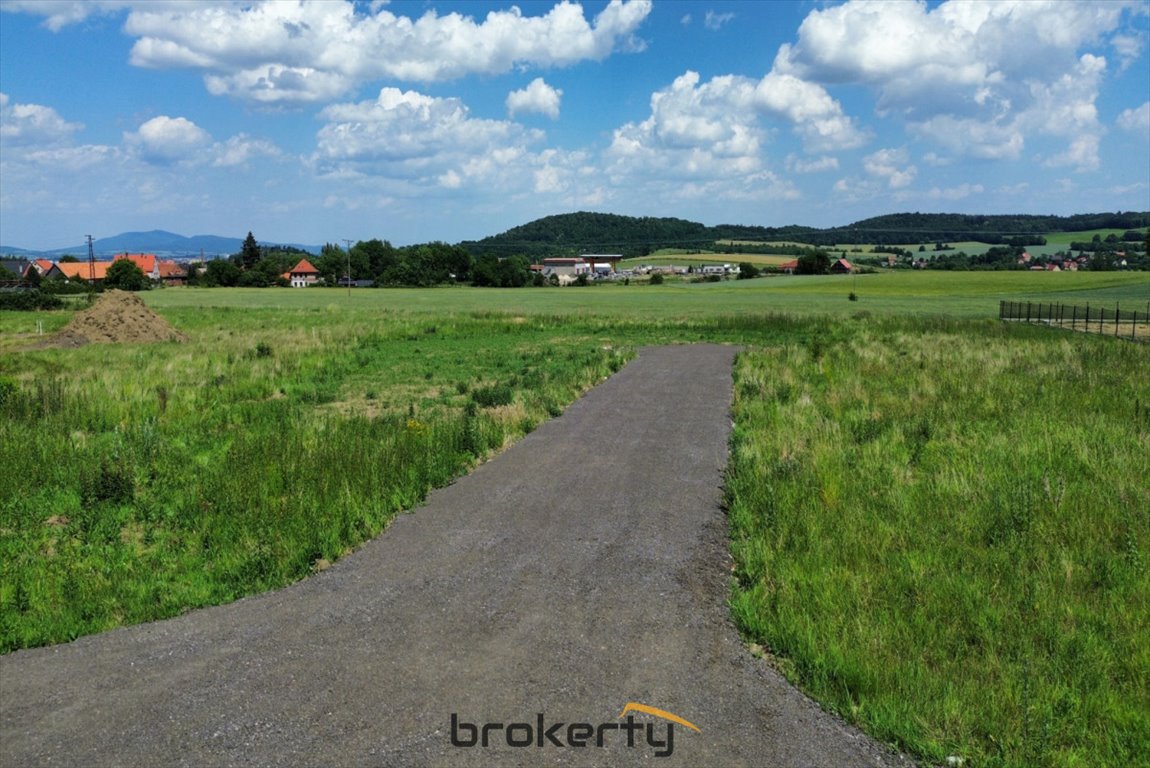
left=115, top=0, right=652, bottom=105
left=0, top=92, right=84, bottom=147
left=863, top=147, right=916, bottom=189
left=125, top=115, right=211, bottom=163
left=507, top=78, right=563, bottom=119
left=211, top=134, right=282, bottom=167
left=607, top=67, right=865, bottom=183
left=775, top=0, right=1134, bottom=169
left=312, top=87, right=567, bottom=197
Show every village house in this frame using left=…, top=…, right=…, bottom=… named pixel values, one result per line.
left=284, top=258, right=320, bottom=287
left=830, top=258, right=854, bottom=274
left=56, top=261, right=115, bottom=282
left=158, top=260, right=188, bottom=286
left=701, top=264, right=734, bottom=277
left=0, top=259, right=34, bottom=284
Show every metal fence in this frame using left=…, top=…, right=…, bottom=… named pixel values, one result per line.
left=1000, top=300, right=1150, bottom=342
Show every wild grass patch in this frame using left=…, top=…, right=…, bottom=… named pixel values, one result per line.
left=727, top=322, right=1149, bottom=768
left=0, top=312, right=631, bottom=652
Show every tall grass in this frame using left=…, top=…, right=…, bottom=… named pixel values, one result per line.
left=0, top=313, right=631, bottom=651
left=726, top=319, right=1150, bottom=767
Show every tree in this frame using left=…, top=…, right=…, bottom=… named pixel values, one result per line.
left=736, top=262, right=759, bottom=279
left=241, top=232, right=261, bottom=270
left=796, top=250, right=831, bottom=275
left=58, top=254, right=80, bottom=263
left=315, top=242, right=348, bottom=284
left=104, top=259, right=149, bottom=291
left=471, top=254, right=530, bottom=287
left=202, top=258, right=241, bottom=287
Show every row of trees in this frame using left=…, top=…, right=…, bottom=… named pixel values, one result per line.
left=194, top=233, right=524, bottom=288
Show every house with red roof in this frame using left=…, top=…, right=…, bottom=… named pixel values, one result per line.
left=830, top=258, right=854, bottom=274
left=284, top=259, right=320, bottom=287
left=778, top=259, right=798, bottom=274
left=158, top=260, right=187, bottom=286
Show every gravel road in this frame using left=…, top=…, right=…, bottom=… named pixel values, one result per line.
left=1, top=344, right=913, bottom=767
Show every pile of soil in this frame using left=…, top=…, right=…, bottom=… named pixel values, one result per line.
left=47, top=291, right=187, bottom=347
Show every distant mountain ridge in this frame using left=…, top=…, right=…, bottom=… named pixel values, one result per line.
left=0, top=230, right=321, bottom=258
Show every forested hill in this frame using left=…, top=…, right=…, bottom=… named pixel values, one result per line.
left=460, top=212, right=713, bottom=259
left=461, top=210, right=1150, bottom=257
left=822, top=212, right=1150, bottom=244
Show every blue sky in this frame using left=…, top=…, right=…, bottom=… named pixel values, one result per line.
left=1, top=0, right=1148, bottom=250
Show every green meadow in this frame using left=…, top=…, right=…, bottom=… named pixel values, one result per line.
left=2, top=269, right=1148, bottom=768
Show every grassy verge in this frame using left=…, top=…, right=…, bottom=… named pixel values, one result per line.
left=726, top=318, right=1150, bottom=767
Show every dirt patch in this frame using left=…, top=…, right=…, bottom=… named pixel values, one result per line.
left=40, top=291, right=187, bottom=348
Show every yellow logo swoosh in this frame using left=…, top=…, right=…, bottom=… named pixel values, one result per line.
left=619, top=702, right=701, bottom=733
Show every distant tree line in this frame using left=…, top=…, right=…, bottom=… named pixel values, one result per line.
left=461, top=210, right=1150, bottom=257
left=191, top=233, right=532, bottom=288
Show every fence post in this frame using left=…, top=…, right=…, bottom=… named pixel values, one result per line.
left=999, top=300, right=1004, bottom=320
left=1026, top=301, right=1032, bottom=322
left=1072, top=304, right=1077, bottom=330
left=1133, top=310, right=1138, bottom=341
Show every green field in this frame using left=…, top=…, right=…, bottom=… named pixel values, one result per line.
left=2, top=271, right=1148, bottom=768
left=618, top=253, right=794, bottom=269
left=1041, top=229, right=1138, bottom=246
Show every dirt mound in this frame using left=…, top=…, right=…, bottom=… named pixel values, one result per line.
left=47, top=291, right=187, bottom=347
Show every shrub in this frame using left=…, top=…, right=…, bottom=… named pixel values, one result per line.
left=0, top=290, right=64, bottom=311
left=649, top=273, right=665, bottom=285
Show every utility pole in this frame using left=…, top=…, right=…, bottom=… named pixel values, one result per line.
left=86, top=235, right=95, bottom=300
left=342, top=238, right=353, bottom=297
